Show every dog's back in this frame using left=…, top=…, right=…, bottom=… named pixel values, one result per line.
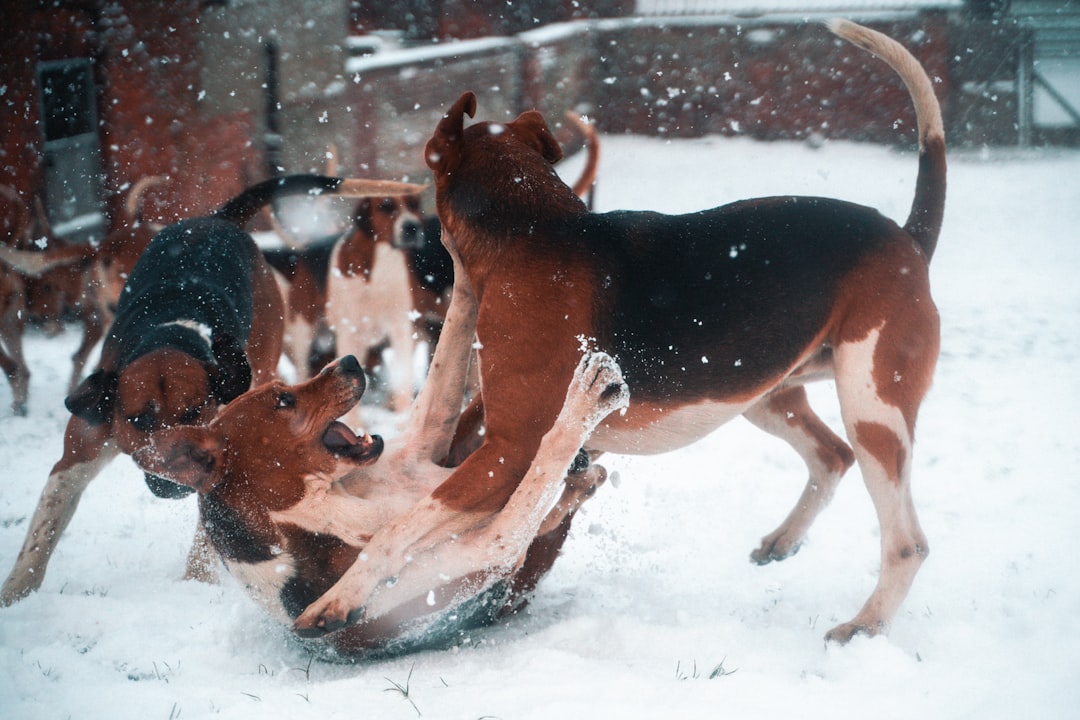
left=110, top=218, right=257, bottom=365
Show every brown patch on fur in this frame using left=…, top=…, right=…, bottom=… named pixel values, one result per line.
left=246, top=259, right=286, bottom=384
left=336, top=225, right=376, bottom=279
left=830, top=240, right=939, bottom=434
left=855, top=420, right=906, bottom=484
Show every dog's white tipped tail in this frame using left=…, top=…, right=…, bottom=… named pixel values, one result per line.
left=827, top=18, right=943, bottom=150
left=829, top=18, right=946, bottom=260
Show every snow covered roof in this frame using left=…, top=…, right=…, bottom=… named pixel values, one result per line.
left=635, top=0, right=962, bottom=14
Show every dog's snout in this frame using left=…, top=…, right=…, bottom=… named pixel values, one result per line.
left=144, top=472, right=196, bottom=499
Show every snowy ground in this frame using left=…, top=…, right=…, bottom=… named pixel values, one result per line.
left=2, top=133, right=1079, bottom=720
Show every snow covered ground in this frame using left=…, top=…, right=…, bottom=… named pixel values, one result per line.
left=2, top=133, right=1078, bottom=719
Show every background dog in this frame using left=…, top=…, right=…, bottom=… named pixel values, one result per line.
left=0, top=174, right=425, bottom=606
left=291, top=20, right=947, bottom=645
left=0, top=176, right=166, bottom=410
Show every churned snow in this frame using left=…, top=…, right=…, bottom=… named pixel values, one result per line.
left=1, top=133, right=1078, bottom=719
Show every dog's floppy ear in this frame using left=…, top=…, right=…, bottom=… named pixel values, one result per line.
left=425, top=91, right=477, bottom=174
left=65, top=369, right=119, bottom=425
left=209, top=332, right=252, bottom=403
left=131, top=425, right=224, bottom=494
left=509, top=109, right=564, bottom=165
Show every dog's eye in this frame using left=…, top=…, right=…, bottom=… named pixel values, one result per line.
left=379, top=198, right=396, bottom=213
left=275, top=392, right=296, bottom=409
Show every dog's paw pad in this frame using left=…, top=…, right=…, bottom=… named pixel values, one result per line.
left=578, top=352, right=629, bottom=412
left=750, top=538, right=801, bottom=565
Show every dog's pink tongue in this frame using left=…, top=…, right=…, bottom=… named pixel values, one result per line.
left=322, top=421, right=384, bottom=463
left=323, top=421, right=360, bottom=450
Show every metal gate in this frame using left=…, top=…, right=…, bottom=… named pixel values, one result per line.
left=1013, top=0, right=1080, bottom=144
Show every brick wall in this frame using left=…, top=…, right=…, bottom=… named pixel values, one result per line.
left=592, top=14, right=954, bottom=145
left=2, top=4, right=1028, bottom=234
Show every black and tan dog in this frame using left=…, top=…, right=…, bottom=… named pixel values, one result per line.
left=0, top=174, right=425, bottom=605
left=290, top=20, right=947, bottom=644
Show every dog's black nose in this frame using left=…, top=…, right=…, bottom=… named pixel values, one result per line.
left=144, top=473, right=195, bottom=499
left=399, top=220, right=424, bottom=249
left=337, top=355, right=362, bottom=374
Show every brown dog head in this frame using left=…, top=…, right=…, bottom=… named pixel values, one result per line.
left=130, top=355, right=384, bottom=566
left=425, top=91, right=563, bottom=177
left=424, top=92, right=581, bottom=240
left=65, top=332, right=252, bottom=456
left=351, top=195, right=425, bottom=251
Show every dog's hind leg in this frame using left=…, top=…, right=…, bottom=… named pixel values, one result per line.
left=1, top=417, right=117, bottom=604
left=826, top=308, right=938, bottom=642
left=0, top=305, right=29, bottom=416
left=744, top=386, right=855, bottom=564
left=498, top=458, right=609, bottom=616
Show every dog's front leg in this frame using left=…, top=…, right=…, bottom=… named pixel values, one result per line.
left=1, top=416, right=116, bottom=604
left=399, top=233, right=478, bottom=464
left=293, top=352, right=628, bottom=636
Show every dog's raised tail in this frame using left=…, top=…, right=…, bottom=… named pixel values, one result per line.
left=213, top=175, right=428, bottom=226
left=828, top=19, right=946, bottom=260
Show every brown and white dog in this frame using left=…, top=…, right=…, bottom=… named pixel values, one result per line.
left=0, top=176, right=166, bottom=409
left=130, top=239, right=628, bottom=654
left=0, top=174, right=425, bottom=606
left=266, top=113, right=598, bottom=413
left=0, top=184, right=35, bottom=415
left=289, top=20, right=947, bottom=644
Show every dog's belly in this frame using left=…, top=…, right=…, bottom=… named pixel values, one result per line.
left=589, top=399, right=751, bottom=455
left=226, top=555, right=296, bottom=623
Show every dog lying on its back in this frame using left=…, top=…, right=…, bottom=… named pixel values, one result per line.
left=1, top=174, right=426, bottom=606
left=132, top=236, right=628, bottom=655
left=290, top=20, right=947, bottom=644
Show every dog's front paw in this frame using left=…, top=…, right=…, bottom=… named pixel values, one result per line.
left=824, top=619, right=884, bottom=644
left=572, top=352, right=630, bottom=423
left=750, top=533, right=802, bottom=565
left=292, top=596, right=366, bottom=638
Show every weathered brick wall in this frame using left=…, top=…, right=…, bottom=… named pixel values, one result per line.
left=96, top=0, right=204, bottom=222
left=344, top=39, right=525, bottom=191
left=1, top=4, right=1029, bottom=235
left=339, top=23, right=600, bottom=214
left=592, top=14, right=953, bottom=146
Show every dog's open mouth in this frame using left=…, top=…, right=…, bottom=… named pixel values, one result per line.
left=322, top=421, right=384, bottom=464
